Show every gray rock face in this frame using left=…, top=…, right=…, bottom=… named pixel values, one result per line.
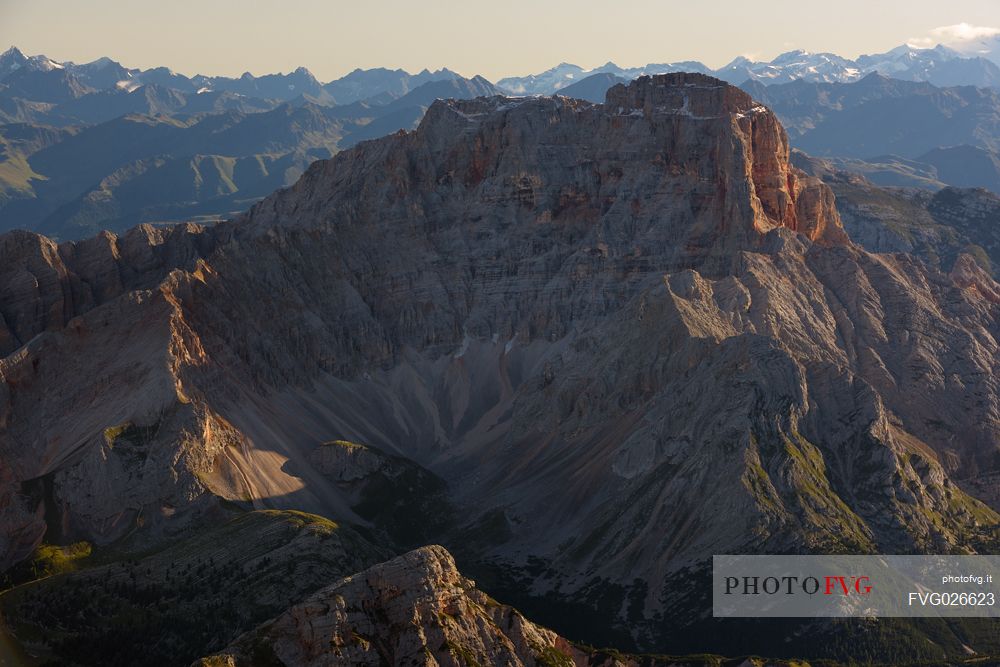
left=0, top=75, right=998, bottom=647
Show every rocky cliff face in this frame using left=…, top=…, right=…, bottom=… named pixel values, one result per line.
left=1, top=74, right=998, bottom=658
left=0, top=223, right=216, bottom=356
left=0, top=223, right=225, bottom=567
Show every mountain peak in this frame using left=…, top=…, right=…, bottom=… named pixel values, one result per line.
left=0, top=46, right=32, bottom=77
left=86, top=56, right=116, bottom=69
left=773, top=49, right=811, bottom=63
left=722, top=55, right=754, bottom=68
left=546, top=62, right=583, bottom=73
left=932, top=43, right=962, bottom=58
left=1, top=46, right=25, bottom=59
left=858, top=70, right=892, bottom=83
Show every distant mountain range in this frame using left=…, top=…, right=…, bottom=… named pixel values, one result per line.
left=0, top=47, right=501, bottom=239
left=744, top=74, right=1000, bottom=154
left=2, top=42, right=1000, bottom=239
left=498, top=43, right=1000, bottom=94
left=0, top=47, right=467, bottom=105
left=3, top=38, right=999, bottom=111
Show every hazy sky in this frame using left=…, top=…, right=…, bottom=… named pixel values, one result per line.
left=2, top=0, right=998, bottom=81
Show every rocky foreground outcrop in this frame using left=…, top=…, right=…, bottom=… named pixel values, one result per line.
left=195, top=545, right=806, bottom=667
left=194, top=545, right=579, bottom=667
left=1, top=74, right=999, bottom=658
